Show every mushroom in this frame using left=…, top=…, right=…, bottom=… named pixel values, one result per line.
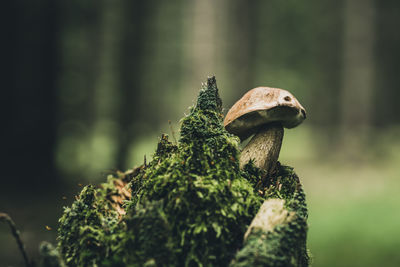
left=224, top=87, right=306, bottom=178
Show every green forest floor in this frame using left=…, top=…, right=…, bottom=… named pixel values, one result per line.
left=280, top=127, right=400, bottom=267
left=299, top=159, right=400, bottom=266
left=1, top=126, right=400, bottom=266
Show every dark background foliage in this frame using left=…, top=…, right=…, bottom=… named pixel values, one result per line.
left=1, top=0, right=400, bottom=266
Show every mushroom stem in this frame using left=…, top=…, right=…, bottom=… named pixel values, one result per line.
left=239, top=123, right=284, bottom=177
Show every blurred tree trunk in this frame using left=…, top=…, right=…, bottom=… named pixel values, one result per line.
left=340, top=0, right=375, bottom=155
left=90, top=0, right=124, bottom=173
left=375, top=1, right=400, bottom=126
left=221, top=0, right=257, bottom=106
left=55, top=0, right=107, bottom=178
left=116, top=0, right=150, bottom=170
left=305, top=0, right=344, bottom=155
left=181, top=0, right=218, bottom=109
left=2, top=0, right=60, bottom=189
left=116, top=0, right=185, bottom=169
left=136, top=0, right=185, bottom=137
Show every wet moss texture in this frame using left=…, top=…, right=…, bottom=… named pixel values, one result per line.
left=48, top=77, right=309, bottom=267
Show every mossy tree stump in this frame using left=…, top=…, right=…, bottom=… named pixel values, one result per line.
left=41, top=76, right=309, bottom=267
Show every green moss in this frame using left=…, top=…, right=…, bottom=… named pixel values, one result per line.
left=241, top=160, right=267, bottom=191
left=39, top=241, right=66, bottom=267
left=52, top=76, right=309, bottom=267
left=125, top=76, right=262, bottom=266
left=57, top=184, right=123, bottom=266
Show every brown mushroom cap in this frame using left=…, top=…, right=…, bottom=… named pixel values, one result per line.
left=224, top=87, right=306, bottom=140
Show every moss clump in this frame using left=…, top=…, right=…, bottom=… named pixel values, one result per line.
left=125, top=76, right=263, bottom=266
left=57, top=185, right=121, bottom=266
left=52, top=76, right=309, bottom=267
left=57, top=170, right=137, bottom=266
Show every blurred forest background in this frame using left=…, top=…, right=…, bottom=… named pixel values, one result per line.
left=1, top=0, right=400, bottom=266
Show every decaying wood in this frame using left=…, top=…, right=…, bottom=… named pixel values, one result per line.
left=244, top=199, right=295, bottom=240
